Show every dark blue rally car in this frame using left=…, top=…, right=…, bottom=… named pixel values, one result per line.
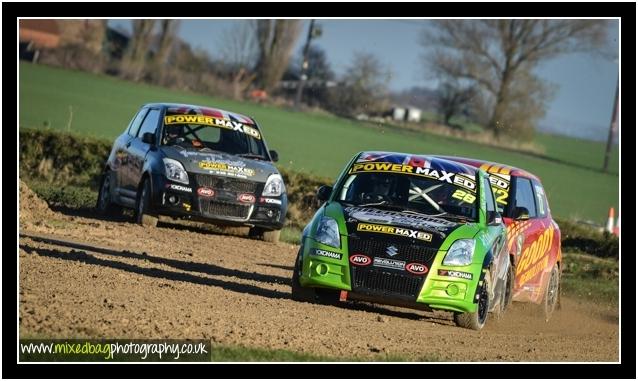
left=96, top=103, right=287, bottom=242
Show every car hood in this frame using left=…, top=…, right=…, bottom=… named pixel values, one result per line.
left=342, top=206, right=474, bottom=247
left=161, top=146, right=278, bottom=183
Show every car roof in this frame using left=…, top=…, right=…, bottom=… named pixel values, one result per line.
left=357, top=151, right=480, bottom=176
left=143, top=102, right=256, bottom=125
left=435, top=155, right=540, bottom=181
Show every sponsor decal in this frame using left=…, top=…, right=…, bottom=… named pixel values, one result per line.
left=167, top=184, right=192, bottom=193
left=182, top=202, right=191, bottom=212
left=310, top=248, right=342, bottom=260
left=488, top=173, right=511, bottom=206
left=516, top=225, right=555, bottom=287
left=198, top=161, right=256, bottom=177
left=164, top=115, right=261, bottom=139
left=237, top=193, right=256, bottom=203
left=345, top=207, right=456, bottom=232
left=197, top=187, right=215, bottom=197
left=348, top=162, right=476, bottom=192
left=386, top=245, right=398, bottom=257
left=349, top=254, right=371, bottom=266
left=260, top=197, right=282, bottom=205
left=356, top=223, right=432, bottom=242
left=438, top=269, right=473, bottom=280
left=373, top=257, right=406, bottom=270
left=405, top=263, right=428, bottom=275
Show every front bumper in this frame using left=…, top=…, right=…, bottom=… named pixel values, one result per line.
left=150, top=173, right=287, bottom=229
left=298, top=237, right=482, bottom=313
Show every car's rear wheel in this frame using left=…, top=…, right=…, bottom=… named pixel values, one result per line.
left=249, top=227, right=280, bottom=243
left=291, top=248, right=317, bottom=303
left=96, top=170, right=122, bottom=217
left=541, top=264, right=560, bottom=322
left=454, top=270, right=490, bottom=330
left=134, top=178, right=158, bottom=227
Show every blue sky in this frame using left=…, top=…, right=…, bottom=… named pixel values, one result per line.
left=109, top=19, right=619, bottom=142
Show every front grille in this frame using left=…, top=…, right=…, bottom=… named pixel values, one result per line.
left=348, top=236, right=438, bottom=264
left=352, top=267, right=423, bottom=299
left=348, top=235, right=438, bottom=300
left=200, top=199, right=251, bottom=219
left=195, top=174, right=260, bottom=193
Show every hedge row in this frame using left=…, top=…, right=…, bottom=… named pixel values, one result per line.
left=19, top=128, right=618, bottom=257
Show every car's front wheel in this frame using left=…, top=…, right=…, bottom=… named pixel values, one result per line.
left=454, top=269, right=491, bottom=330
left=291, top=248, right=317, bottom=303
left=134, top=178, right=158, bottom=227
left=96, top=170, right=122, bottom=217
left=541, top=264, right=560, bottom=322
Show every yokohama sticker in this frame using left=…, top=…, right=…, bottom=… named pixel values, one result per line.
left=311, top=249, right=342, bottom=260
left=438, top=269, right=473, bottom=280
left=260, top=197, right=282, bottom=205
left=167, top=184, right=192, bottom=193
left=405, top=263, right=428, bottom=275
left=349, top=254, right=371, bottom=266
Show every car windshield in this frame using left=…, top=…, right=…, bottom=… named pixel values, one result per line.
left=337, top=170, right=478, bottom=221
left=161, top=112, right=269, bottom=159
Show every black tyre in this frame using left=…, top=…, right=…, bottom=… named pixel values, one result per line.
left=291, top=249, right=317, bottom=303
left=454, top=270, right=490, bottom=330
left=134, top=178, right=158, bottom=227
left=541, top=264, right=560, bottom=322
left=249, top=227, right=281, bottom=243
left=96, top=170, right=123, bottom=217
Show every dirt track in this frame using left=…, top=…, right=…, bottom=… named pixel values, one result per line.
left=18, top=183, right=619, bottom=361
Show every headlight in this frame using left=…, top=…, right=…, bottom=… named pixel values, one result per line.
left=443, top=239, right=475, bottom=266
left=262, top=174, right=284, bottom=197
left=163, top=158, right=189, bottom=184
left=314, top=216, right=341, bottom=249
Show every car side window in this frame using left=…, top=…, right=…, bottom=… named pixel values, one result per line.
left=532, top=180, right=548, bottom=217
left=127, top=108, right=148, bottom=137
left=514, top=177, right=537, bottom=218
left=483, top=176, right=497, bottom=217
left=137, top=109, right=161, bottom=138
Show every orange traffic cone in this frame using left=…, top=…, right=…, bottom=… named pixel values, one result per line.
left=605, top=207, right=615, bottom=233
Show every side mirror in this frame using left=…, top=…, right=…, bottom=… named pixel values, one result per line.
left=141, top=132, right=156, bottom=145
left=514, top=207, right=530, bottom=220
left=316, top=185, right=333, bottom=202
left=488, top=211, right=503, bottom=225
left=269, top=150, right=279, bottom=162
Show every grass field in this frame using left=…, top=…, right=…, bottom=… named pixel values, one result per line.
left=19, top=62, right=619, bottom=223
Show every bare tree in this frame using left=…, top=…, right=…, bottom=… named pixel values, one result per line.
left=422, top=20, right=608, bottom=138
left=437, top=80, right=477, bottom=126
left=219, top=21, right=258, bottom=99
left=122, top=19, right=156, bottom=81
left=155, top=20, right=180, bottom=67
left=327, top=52, right=392, bottom=116
left=254, top=19, right=302, bottom=92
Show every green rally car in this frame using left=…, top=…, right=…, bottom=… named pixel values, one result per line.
left=291, top=151, right=511, bottom=330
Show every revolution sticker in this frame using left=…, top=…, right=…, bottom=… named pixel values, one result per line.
left=373, top=257, right=406, bottom=270
left=356, top=223, right=433, bottom=242
left=164, top=115, right=261, bottom=139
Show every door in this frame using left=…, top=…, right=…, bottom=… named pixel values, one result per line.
left=509, top=177, right=553, bottom=301
left=121, top=108, right=161, bottom=196
left=116, top=108, right=148, bottom=196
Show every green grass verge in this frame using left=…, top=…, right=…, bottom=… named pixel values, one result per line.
left=561, top=252, right=618, bottom=305
left=19, top=61, right=619, bottom=223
